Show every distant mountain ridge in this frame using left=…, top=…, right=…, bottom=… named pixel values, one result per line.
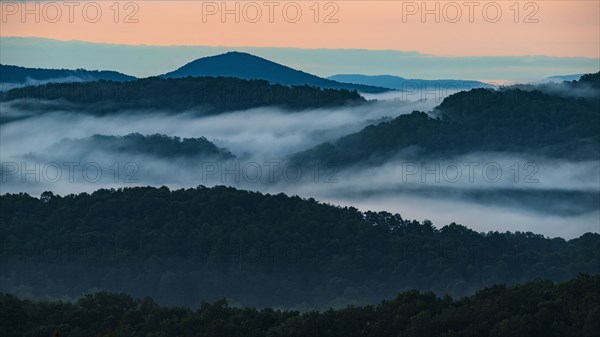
left=161, top=51, right=391, bottom=93
left=4, top=53, right=503, bottom=94
left=535, top=74, right=584, bottom=84
left=0, top=76, right=366, bottom=123
left=328, top=74, right=491, bottom=91
left=0, top=64, right=136, bottom=90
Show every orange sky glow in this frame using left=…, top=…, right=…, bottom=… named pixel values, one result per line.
left=1, top=1, right=598, bottom=58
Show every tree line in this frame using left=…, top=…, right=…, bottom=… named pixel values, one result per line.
left=292, top=72, right=600, bottom=167
left=1, top=186, right=597, bottom=308
left=1, top=274, right=598, bottom=337
left=0, top=76, right=365, bottom=120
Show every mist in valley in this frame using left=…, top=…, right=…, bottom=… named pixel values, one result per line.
left=1, top=88, right=598, bottom=239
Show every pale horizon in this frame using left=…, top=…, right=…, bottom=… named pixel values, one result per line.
left=1, top=1, right=599, bottom=82
left=1, top=36, right=598, bottom=83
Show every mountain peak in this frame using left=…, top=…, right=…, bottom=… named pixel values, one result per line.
left=160, top=52, right=390, bottom=93
left=162, top=51, right=292, bottom=80
left=197, top=51, right=267, bottom=61
left=222, top=51, right=256, bottom=56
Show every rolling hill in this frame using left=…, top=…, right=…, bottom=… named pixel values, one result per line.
left=161, top=52, right=391, bottom=93
left=37, top=133, right=235, bottom=161
left=0, top=64, right=136, bottom=90
left=328, top=74, right=490, bottom=91
left=536, top=74, right=584, bottom=84
left=1, top=185, right=598, bottom=308
left=292, top=72, right=600, bottom=167
left=0, top=76, right=366, bottom=122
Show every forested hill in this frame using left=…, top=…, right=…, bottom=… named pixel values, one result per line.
left=0, top=64, right=136, bottom=85
left=1, top=186, right=598, bottom=308
left=161, top=51, right=390, bottom=93
left=292, top=72, right=600, bottom=167
left=328, top=74, right=489, bottom=91
left=572, top=72, right=600, bottom=88
left=437, top=73, right=600, bottom=123
left=2, top=274, right=599, bottom=337
left=0, top=76, right=366, bottom=117
left=36, top=133, right=235, bottom=160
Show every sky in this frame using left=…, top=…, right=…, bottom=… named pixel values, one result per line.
left=1, top=1, right=599, bottom=82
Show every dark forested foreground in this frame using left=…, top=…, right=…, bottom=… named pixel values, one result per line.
left=1, top=274, right=599, bottom=337
left=1, top=186, right=598, bottom=308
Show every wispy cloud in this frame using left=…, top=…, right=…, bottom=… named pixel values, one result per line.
left=1, top=93, right=598, bottom=239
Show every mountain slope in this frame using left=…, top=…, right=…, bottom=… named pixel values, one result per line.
left=292, top=72, right=600, bottom=167
left=0, top=64, right=136, bottom=89
left=0, top=76, right=365, bottom=122
left=328, top=74, right=490, bottom=90
left=37, top=133, right=235, bottom=160
left=1, top=185, right=598, bottom=308
left=536, top=74, right=584, bottom=84
left=161, top=51, right=391, bottom=93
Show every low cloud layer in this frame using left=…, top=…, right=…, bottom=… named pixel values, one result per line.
left=0, top=96, right=437, bottom=158
left=1, top=92, right=598, bottom=239
left=506, top=81, right=600, bottom=100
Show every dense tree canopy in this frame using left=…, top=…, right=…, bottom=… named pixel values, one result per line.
left=41, top=133, right=235, bottom=160
left=574, top=72, right=600, bottom=89
left=1, top=186, right=597, bottom=308
left=0, top=76, right=365, bottom=121
left=1, top=274, right=598, bottom=337
left=292, top=72, right=600, bottom=167
left=0, top=64, right=136, bottom=83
